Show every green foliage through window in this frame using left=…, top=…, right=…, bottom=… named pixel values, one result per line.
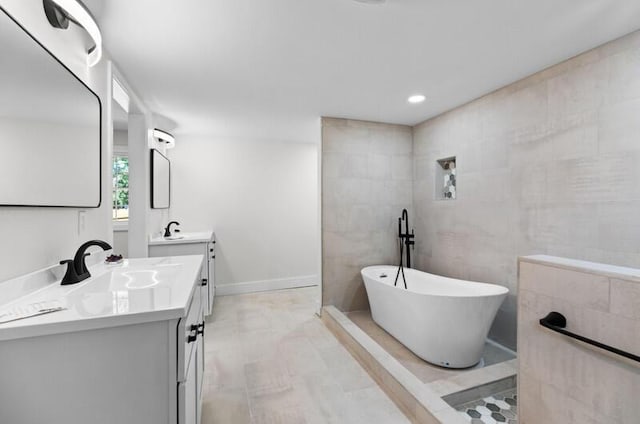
left=113, top=155, right=129, bottom=221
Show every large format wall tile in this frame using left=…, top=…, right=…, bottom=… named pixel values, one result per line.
left=322, top=118, right=413, bottom=312
left=412, top=29, right=640, bottom=350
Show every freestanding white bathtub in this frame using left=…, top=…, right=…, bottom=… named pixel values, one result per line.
left=361, top=266, right=508, bottom=368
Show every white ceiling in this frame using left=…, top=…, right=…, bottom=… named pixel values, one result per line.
left=86, top=0, right=640, bottom=143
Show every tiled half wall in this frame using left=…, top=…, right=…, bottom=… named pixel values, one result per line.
left=518, top=255, right=639, bottom=423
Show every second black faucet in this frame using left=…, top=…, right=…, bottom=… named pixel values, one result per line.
left=164, top=221, right=181, bottom=237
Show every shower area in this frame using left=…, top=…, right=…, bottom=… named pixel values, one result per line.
left=321, top=26, right=640, bottom=422
left=320, top=116, right=516, bottom=346
left=321, top=117, right=517, bottom=423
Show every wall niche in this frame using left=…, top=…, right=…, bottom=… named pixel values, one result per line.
left=436, top=157, right=456, bottom=200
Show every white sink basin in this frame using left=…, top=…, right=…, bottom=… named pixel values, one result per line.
left=73, top=264, right=181, bottom=292
left=148, top=231, right=214, bottom=246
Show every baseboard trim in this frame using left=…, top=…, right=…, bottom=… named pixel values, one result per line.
left=217, top=275, right=318, bottom=296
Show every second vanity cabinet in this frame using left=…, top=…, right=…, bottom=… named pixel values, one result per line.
left=149, top=231, right=216, bottom=316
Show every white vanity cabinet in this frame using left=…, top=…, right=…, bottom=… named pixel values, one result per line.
left=0, top=255, right=206, bottom=424
left=178, top=275, right=205, bottom=424
left=149, top=231, right=216, bottom=316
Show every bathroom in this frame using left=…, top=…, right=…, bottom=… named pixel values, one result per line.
left=0, top=0, right=638, bottom=423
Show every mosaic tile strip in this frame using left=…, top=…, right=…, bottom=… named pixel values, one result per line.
left=457, top=388, right=517, bottom=424
left=439, top=158, right=456, bottom=199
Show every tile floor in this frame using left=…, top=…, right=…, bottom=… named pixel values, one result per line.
left=455, top=389, right=518, bottom=424
left=201, top=287, right=410, bottom=424
left=346, top=310, right=515, bottom=384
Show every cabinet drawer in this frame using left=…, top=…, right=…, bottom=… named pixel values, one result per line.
left=177, top=280, right=203, bottom=382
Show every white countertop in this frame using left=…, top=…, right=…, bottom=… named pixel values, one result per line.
left=0, top=255, right=204, bottom=342
left=149, top=231, right=215, bottom=246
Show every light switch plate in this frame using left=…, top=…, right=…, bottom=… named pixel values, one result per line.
left=78, top=210, right=87, bottom=235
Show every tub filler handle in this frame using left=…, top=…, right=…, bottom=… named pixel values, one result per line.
left=539, top=312, right=640, bottom=364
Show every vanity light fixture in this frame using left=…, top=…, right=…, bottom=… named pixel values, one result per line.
left=43, top=0, right=103, bottom=67
left=408, top=94, right=426, bottom=104
left=153, top=129, right=176, bottom=149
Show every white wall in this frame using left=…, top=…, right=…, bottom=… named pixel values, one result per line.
left=0, top=0, right=112, bottom=282
left=114, top=129, right=128, bottom=146
left=170, top=136, right=319, bottom=292
left=112, top=231, right=128, bottom=258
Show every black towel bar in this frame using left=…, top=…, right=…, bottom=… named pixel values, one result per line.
left=539, top=312, right=640, bottom=364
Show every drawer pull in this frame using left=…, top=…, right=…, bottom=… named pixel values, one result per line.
left=211, top=255, right=215, bottom=259
left=187, top=324, right=199, bottom=343
left=197, top=322, right=205, bottom=336
left=210, top=248, right=214, bottom=252
left=201, top=278, right=208, bottom=286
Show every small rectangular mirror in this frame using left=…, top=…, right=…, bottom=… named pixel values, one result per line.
left=0, top=7, right=101, bottom=207
left=150, top=149, right=170, bottom=209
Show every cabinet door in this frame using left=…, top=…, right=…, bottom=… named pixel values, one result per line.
left=200, top=246, right=211, bottom=316
left=178, top=348, right=197, bottom=424
left=207, top=242, right=215, bottom=314
left=178, top=282, right=202, bottom=380
left=196, top=320, right=205, bottom=424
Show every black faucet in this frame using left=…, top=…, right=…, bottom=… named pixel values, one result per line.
left=163, top=221, right=181, bottom=237
left=60, top=240, right=112, bottom=285
left=394, top=209, right=415, bottom=289
left=398, top=209, right=415, bottom=268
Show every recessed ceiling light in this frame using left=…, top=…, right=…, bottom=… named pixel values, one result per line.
left=408, top=94, right=426, bottom=104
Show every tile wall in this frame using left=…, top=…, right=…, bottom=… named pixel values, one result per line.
left=412, top=29, right=640, bottom=349
left=322, top=118, right=413, bottom=311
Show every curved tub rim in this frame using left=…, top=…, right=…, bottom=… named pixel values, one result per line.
left=361, top=265, right=509, bottom=298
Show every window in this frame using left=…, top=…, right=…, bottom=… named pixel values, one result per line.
left=113, top=154, right=129, bottom=221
